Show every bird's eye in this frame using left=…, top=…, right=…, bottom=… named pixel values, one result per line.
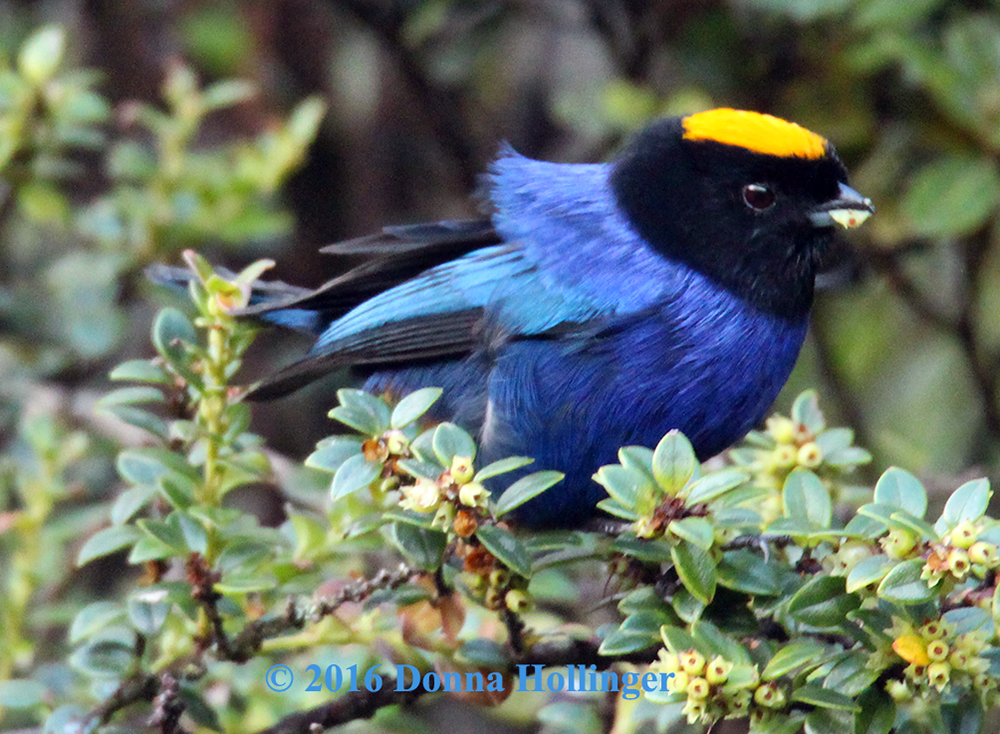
left=742, top=184, right=775, bottom=211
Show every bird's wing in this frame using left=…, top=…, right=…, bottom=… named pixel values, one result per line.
left=239, top=219, right=500, bottom=331
left=247, top=240, right=619, bottom=399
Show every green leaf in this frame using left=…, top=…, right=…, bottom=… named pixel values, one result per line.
left=135, top=517, right=186, bottom=554
left=215, top=574, right=280, bottom=594
left=100, top=386, right=165, bottom=406
left=787, top=577, right=860, bottom=628
left=593, top=464, right=652, bottom=510
left=671, top=587, right=706, bottom=623
left=474, top=456, right=534, bottom=482
left=670, top=540, right=716, bottom=604
left=69, top=602, right=126, bottom=643
left=822, top=653, right=881, bottom=698
left=387, top=522, right=446, bottom=571
left=651, top=430, right=697, bottom=495
left=329, top=454, right=381, bottom=502
left=936, top=478, right=992, bottom=534
left=763, top=642, right=828, bottom=680
left=476, top=524, right=532, bottom=577
left=18, top=25, right=65, bottom=84
left=792, top=684, right=859, bottom=711
left=456, top=639, right=510, bottom=668
left=873, top=468, right=927, bottom=518
left=305, top=437, right=364, bottom=474
left=791, top=390, right=826, bottom=433
left=70, top=638, right=135, bottom=678
left=691, top=621, right=750, bottom=664
left=109, top=359, right=171, bottom=383
left=876, top=559, right=935, bottom=604
left=101, top=405, right=169, bottom=439
left=495, top=471, right=563, bottom=516
left=717, top=550, right=782, bottom=595
left=110, top=484, right=157, bottom=525
left=77, top=525, right=141, bottom=566
left=331, top=388, right=391, bottom=435
left=668, top=517, right=714, bottom=550
left=598, top=629, right=658, bottom=656
left=0, top=679, right=47, bottom=709
left=659, top=625, right=698, bottom=654
left=903, top=155, right=1000, bottom=237
left=888, top=510, right=938, bottom=541
left=782, top=469, right=832, bottom=528
left=846, top=555, right=897, bottom=593
left=684, top=470, right=748, bottom=505
left=127, top=591, right=169, bottom=635
left=117, top=447, right=196, bottom=486
left=612, top=536, right=673, bottom=562
left=151, top=308, right=199, bottom=383
left=432, top=422, right=476, bottom=465
left=390, top=387, right=442, bottom=429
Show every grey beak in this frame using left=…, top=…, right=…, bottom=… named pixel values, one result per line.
left=809, top=183, right=875, bottom=229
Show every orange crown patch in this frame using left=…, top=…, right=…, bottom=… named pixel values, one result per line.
left=682, top=108, right=828, bottom=160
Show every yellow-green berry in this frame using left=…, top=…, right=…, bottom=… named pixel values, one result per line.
left=705, top=656, right=733, bottom=685
left=949, top=521, right=978, bottom=549
left=450, top=455, right=475, bottom=484
left=680, top=649, right=707, bottom=676
left=754, top=682, right=786, bottom=709
left=881, top=528, right=919, bottom=559
left=681, top=698, right=707, bottom=724
left=948, top=548, right=971, bottom=577
left=458, top=481, right=487, bottom=508
left=920, top=621, right=945, bottom=640
left=773, top=445, right=797, bottom=468
left=926, top=640, right=949, bottom=662
left=687, top=677, right=710, bottom=700
left=796, top=442, right=823, bottom=468
left=969, top=541, right=997, bottom=565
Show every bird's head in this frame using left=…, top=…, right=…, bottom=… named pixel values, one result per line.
left=610, top=108, right=873, bottom=320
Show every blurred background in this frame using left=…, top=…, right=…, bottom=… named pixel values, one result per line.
left=2, top=0, right=1000, bottom=688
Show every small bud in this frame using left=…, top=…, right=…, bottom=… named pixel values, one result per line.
left=926, top=662, right=951, bottom=692
left=729, top=689, right=751, bottom=714
left=484, top=588, right=503, bottom=609
left=679, top=649, right=707, bottom=676
left=773, top=445, right=797, bottom=468
left=919, top=621, right=945, bottom=640
left=969, top=541, right=997, bottom=566
left=766, top=416, right=797, bottom=444
left=686, top=677, right=710, bottom=700
left=450, top=455, right=475, bottom=484
left=885, top=679, right=911, bottom=701
left=796, top=442, right=823, bottom=468
left=667, top=670, right=690, bottom=694
left=926, top=640, right=949, bottom=662
left=681, top=698, right=707, bottom=724
left=754, top=682, right=786, bottom=709
left=458, top=482, right=488, bottom=508
left=504, top=589, right=530, bottom=612
left=488, top=569, right=510, bottom=588
left=385, top=430, right=409, bottom=455
left=400, top=478, right=440, bottom=513
left=655, top=650, right=681, bottom=675
left=705, top=656, right=733, bottom=685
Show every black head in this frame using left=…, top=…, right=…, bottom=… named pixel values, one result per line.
left=610, top=109, right=872, bottom=320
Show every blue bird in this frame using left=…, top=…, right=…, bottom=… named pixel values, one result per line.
left=236, top=108, right=873, bottom=527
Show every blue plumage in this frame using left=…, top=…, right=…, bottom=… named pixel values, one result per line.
left=245, top=110, right=873, bottom=527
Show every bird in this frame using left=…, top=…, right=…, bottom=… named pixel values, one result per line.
left=226, top=108, right=874, bottom=528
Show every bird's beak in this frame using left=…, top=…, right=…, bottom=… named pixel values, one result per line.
left=809, top=183, right=874, bottom=229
